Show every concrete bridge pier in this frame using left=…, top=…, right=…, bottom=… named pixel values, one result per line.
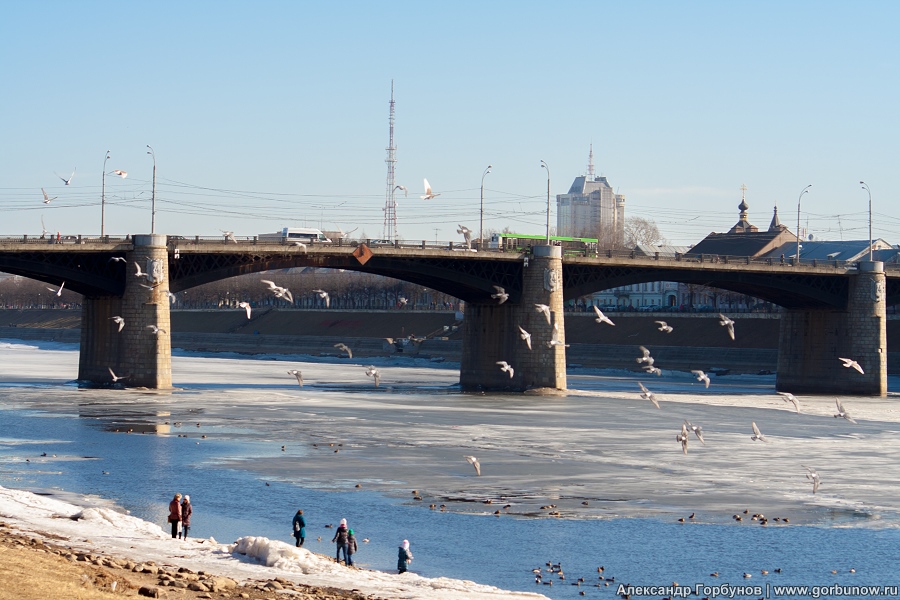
left=776, top=261, right=887, bottom=396
left=78, top=234, right=172, bottom=388
left=460, top=245, right=567, bottom=392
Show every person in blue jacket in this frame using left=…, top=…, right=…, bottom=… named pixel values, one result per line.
left=292, top=509, right=306, bottom=547
left=397, top=539, right=413, bottom=573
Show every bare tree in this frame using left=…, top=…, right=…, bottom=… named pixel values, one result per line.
left=624, top=216, right=667, bottom=248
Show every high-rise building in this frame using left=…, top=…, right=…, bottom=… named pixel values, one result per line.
left=556, top=146, right=625, bottom=246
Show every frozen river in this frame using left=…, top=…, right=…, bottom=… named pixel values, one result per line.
left=1, top=339, right=899, bottom=598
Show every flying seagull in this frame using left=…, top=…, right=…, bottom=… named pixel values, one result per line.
left=398, top=296, right=408, bottom=306
left=134, top=262, right=147, bottom=278
left=164, top=290, right=177, bottom=305
left=111, top=169, right=128, bottom=178
left=394, top=184, right=408, bottom=197
left=108, top=256, right=126, bottom=263
left=637, top=382, right=660, bottom=409
left=457, top=225, right=472, bottom=247
left=496, top=361, right=514, bottom=378
left=40, top=216, right=50, bottom=238
left=534, top=304, right=552, bottom=326
left=420, top=178, right=441, bottom=200
left=365, top=365, right=380, bottom=387
left=676, top=423, right=689, bottom=454
left=287, top=369, right=303, bottom=387
left=312, top=289, right=330, bottom=308
left=465, top=455, right=481, bottom=476
left=47, top=281, right=65, bottom=297
left=146, top=325, right=167, bottom=335
left=636, top=346, right=654, bottom=366
left=655, top=320, right=673, bottom=333
left=222, top=230, right=237, bottom=243
left=41, top=188, right=57, bottom=204
left=56, top=168, right=76, bottom=185
left=108, top=367, right=126, bottom=383
left=547, top=321, right=569, bottom=348
left=777, top=392, right=801, bottom=414
left=334, top=343, right=353, bottom=359
left=838, top=357, right=864, bottom=374
left=261, top=279, right=293, bottom=303
left=491, top=285, right=509, bottom=304
left=518, top=325, right=532, bottom=350
left=110, top=316, right=125, bottom=332
left=238, top=301, right=252, bottom=319
left=834, top=398, right=858, bottom=424
left=592, top=305, right=615, bottom=326
left=643, top=364, right=662, bottom=376
left=750, top=422, right=767, bottom=442
left=803, top=465, right=821, bottom=494
left=684, top=420, right=705, bottom=444
left=691, top=370, right=711, bottom=388
left=718, top=314, right=735, bottom=340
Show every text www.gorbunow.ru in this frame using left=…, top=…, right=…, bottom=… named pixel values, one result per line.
left=617, top=583, right=899, bottom=599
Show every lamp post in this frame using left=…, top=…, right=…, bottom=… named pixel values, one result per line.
left=479, top=164, right=492, bottom=247
left=796, top=184, right=811, bottom=264
left=101, top=150, right=110, bottom=237
left=147, top=145, right=156, bottom=234
left=540, top=160, right=550, bottom=243
left=860, top=181, right=872, bottom=261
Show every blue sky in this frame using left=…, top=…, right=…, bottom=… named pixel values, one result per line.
left=1, top=1, right=897, bottom=245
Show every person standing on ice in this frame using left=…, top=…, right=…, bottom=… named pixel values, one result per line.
left=292, top=509, right=306, bottom=547
left=167, top=493, right=182, bottom=539
left=180, top=495, right=192, bottom=540
left=346, top=527, right=358, bottom=567
left=397, top=539, right=413, bottom=574
left=331, top=518, right=350, bottom=564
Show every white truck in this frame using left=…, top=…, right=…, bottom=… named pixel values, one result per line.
left=257, top=227, right=332, bottom=244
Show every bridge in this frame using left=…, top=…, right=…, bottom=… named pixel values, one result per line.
left=1, top=234, right=897, bottom=396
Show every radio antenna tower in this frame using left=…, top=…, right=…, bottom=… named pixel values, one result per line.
left=586, top=143, right=595, bottom=178
left=383, top=81, right=398, bottom=241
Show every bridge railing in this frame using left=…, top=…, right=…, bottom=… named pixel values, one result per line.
left=0, top=235, right=131, bottom=245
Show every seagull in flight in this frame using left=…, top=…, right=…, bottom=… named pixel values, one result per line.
left=221, top=230, right=237, bottom=243
left=312, top=289, right=330, bottom=307
left=643, top=364, right=662, bottom=376
left=547, top=322, right=569, bottom=348
left=750, top=422, right=768, bottom=442
left=465, top=455, right=481, bottom=476
left=287, top=369, right=303, bottom=387
left=803, top=465, right=821, bottom=494
left=110, top=316, right=125, bottom=332
left=691, top=370, right=711, bottom=388
left=334, top=343, right=353, bottom=359
left=108, top=367, right=126, bottom=383
left=47, top=281, right=65, bottom=297
left=637, top=382, right=660, bottom=408
left=655, top=320, right=673, bottom=333
left=108, top=256, right=126, bottom=263
left=496, top=361, right=514, bottom=378
left=41, top=188, right=57, bottom=204
left=420, top=178, right=441, bottom=200
left=777, top=392, right=801, bottom=414
left=834, top=398, right=857, bottom=424
left=838, top=357, right=864, bottom=374
left=261, top=279, right=293, bottom=303
left=676, top=423, right=689, bottom=454
left=684, top=420, right=705, bottom=444
left=491, top=285, right=509, bottom=304
left=56, top=168, right=76, bottom=185
left=393, top=184, right=408, bottom=197
left=636, top=346, right=654, bottom=366
left=111, top=169, right=128, bottom=178
left=534, top=304, right=551, bottom=326
left=457, top=224, right=472, bottom=247
left=365, top=365, right=380, bottom=387
left=164, top=290, right=177, bottom=304
left=134, top=262, right=148, bottom=278
left=518, top=325, right=532, bottom=350
left=238, top=301, right=252, bottom=319
left=718, top=314, right=735, bottom=340
left=40, top=216, right=51, bottom=239
left=592, top=305, right=615, bottom=326
left=398, top=296, right=408, bottom=306
left=146, top=325, right=167, bottom=335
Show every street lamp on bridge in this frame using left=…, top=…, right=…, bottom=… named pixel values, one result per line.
left=796, top=184, right=811, bottom=264
left=479, top=164, right=492, bottom=248
left=540, top=160, right=550, bottom=243
left=101, top=150, right=110, bottom=237
left=860, top=181, right=873, bottom=261
left=147, top=145, right=157, bottom=234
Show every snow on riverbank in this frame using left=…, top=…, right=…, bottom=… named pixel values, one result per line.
left=0, top=485, right=546, bottom=600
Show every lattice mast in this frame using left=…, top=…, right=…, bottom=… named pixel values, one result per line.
left=586, top=143, right=595, bottom=178
left=383, top=81, right=398, bottom=241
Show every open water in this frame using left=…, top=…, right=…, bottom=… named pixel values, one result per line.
left=1, top=340, right=899, bottom=599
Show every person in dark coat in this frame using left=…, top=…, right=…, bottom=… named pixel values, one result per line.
left=180, top=495, right=192, bottom=540
left=331, top=518, right=349, bottom=564
left=167, top=493, right=182, bottom=539
left=346, top=528, right=358, bottom=567
left=397, top=539, right=413, bottom=573
left=292, top=509, right=306, bottom=547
